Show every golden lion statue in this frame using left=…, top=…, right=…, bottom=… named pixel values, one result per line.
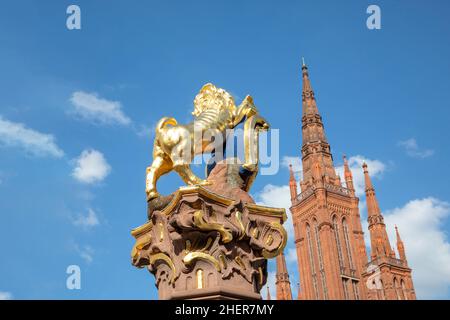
left=145, top=83, right=269, bottom=201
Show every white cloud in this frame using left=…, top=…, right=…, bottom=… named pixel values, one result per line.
left=255, top=184, right=294, bottom=237
left=72, top=208, right=100, bottom=229
left=0, top=115, right=64, bottom=158
left=79, top=246, right=94, bottom=264
left=0, top=291, right=12, bottom=300
left=398, top=138, right=434, bottom=159
left=73, top=244, right=95, bottom=264
left=383, top=197, right=450, bottom=299
left=69, top=91, right=131, bottom=126
left=135, top=123, right=155, bottom=138
left=72, top=149, right=111, bottom=184
left=335, top=155, right=386, bottom=197
left=286, top=247, right=298, bottom=264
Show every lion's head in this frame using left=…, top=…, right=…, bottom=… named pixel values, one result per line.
left=192, top=83, right=236, bottom=117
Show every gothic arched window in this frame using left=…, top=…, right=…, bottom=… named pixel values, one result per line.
left=393, top=277, right=400, bottom=300
left=342, top=279, right=349, bottom=299
left=306, top=223, right=319, bottom=299
left=342, top=218, right=354, bottom=269
left=333, top=215, right=348, bottom=299
left=352, top=280, right=360, bottom=300
left=401, top=280, right=408, bottom=300
left=332, top=215, right=344, bottom=269
left=313, top=219, right=328, bottom=299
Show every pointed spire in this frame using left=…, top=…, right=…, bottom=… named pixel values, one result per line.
left=289, top=163, right=296, bottom=180
left=390, top=247, right=396, bottom=258
left=363, top=162, right=393, bottom=259
left=343, top=155, right=355, bottom=192
left=276, top=251, right=293, bottom=300
left=289, top=164, right=298, bottom=201
left=343, top=154, right=350, bottom=173
left=301, top=59, right=319, bottom=116
left=276, top=251, right=289, bottom=279
left=299, top=61, right=339, bottom=188
left=266, top=285, right=271, bottom=300
left=363, top=162, right=380, bottom=217
left=395, top=225, right=407, bottom=263
left=395, top=225, right=402, bottom=241
left=362, top=162, right=374, bottom=192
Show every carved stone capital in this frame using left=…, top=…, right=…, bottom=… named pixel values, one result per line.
left=131, top=186, right=287, bottom=300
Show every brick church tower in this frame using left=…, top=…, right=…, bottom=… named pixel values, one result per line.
left=275, top=61, right=416, bottom=300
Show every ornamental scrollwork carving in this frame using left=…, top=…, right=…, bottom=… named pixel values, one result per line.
left=131, top=186, right=287, bottom=298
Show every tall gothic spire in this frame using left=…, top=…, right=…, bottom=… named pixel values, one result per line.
left=395, top=225, right=407, bottom=264
left=266, top=285, right=271, bottom=300
left=363, top=162, right=393, bottom=259
left=301, top=59, right=320, bottom=116
left=299, top=61, right=339, bottom=187
left=276, top=251, right=293, bottom=300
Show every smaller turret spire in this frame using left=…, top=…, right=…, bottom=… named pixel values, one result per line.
left=395, top=225, right=401, bottom=241
left=396, top=225, right=407, bottom=264
left=363, top=162, right=381, bottom=217
left=276, top=251, right=293, bottom=300
left=363, top=162, right=393, bottom=259
left=343, top=155, right=355, bottom=192
left=266, top=285, right=271, bottom=300
left=362, top=162, right=374, bottom=191
left=289, top=164, right=298, bottom=201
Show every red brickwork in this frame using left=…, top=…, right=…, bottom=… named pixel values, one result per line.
left=275, top=62, right=416, bottom=300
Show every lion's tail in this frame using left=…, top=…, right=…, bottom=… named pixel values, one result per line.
left=156, top=117, right=177, bottom=134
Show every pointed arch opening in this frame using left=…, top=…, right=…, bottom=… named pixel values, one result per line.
left=332, top=214, right=349, bottom=299
left=401, top=279, right=408, bottom=300
left=342, top=218, right=354, bottom=270
left=332, top=215, right=345, bottom=270
left=393, top=277, right=400, bottom=300
left=313, top=219, right=328, bottom=299
left=306, top=222, right=319, bottom=299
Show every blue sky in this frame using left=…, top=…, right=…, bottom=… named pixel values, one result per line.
left=1, top=0, right=450, bottom=299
